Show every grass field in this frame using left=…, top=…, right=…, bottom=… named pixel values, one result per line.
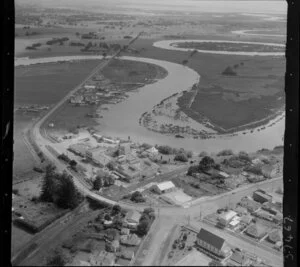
left=15, top=60, right=102, bottom=105
left=122, top=38, right=285, bottom=132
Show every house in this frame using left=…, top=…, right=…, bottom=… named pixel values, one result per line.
left=229, top=251, right=251, bottom=266
left=261, top=202, right=280, bottom=215
left=124, top=210, right=141, bottom=228
left=261, top=164, right=277, bottom=178
left=84, top=84, right=96, bottom=90
left=218, top=210, right=237, bottom=227
left=253, top=190, right=272, bottom=204
left=240, top=214, right=253, bottom=225
left=196, top=228, right=231, bottom=258
left=68, top=143, right=91, bottom=157
left=120, top=234, right=141, bottom=246
left=89, top=251, right=115, bottom=266
left=70, top=95, right=84, bottom=104
left=253, top=210, right=274, bottom=222
left=92, top=133, right=103, bottom=142
left=228, top=216, right=241, bottom=229
left=251, top=158, right=262, bottom=165
left=245, top=224, right=268, bottom=240
left=235, top=206, right=248, bottom=216
left=102, top=137, right=120, bottom=145
left=106, top=240, right=120, bottom=253
left=86, top=147, right=112, bottom=167
left=118, top=143, right=131, bottom=155
left=145, top=146, right=159, bottom=155
left=267, top=230, right=282, bottom=244
left=239, top=197, right=261, bottom=213
left=105, top=228, right=120, bottom=242
left=273, top=212, right=283, bottom=224
left=152, top=181, right=176, bottom=194
left=120, top=249, right=134, bottom=261
left=218, top=171, right=230, bottom=178
left=121, top=228, right=130, bottom=236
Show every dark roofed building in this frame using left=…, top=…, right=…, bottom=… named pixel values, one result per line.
left=197, top=228, right=231, bottom=258
left=229, top=251, right=251, bottom=266
left=252, top=190, right=272, bottom=204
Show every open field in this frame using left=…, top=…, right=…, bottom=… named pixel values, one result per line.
left=15, top=60, right=101, bottom=106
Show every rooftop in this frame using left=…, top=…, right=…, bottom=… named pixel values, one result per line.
left=197, top=228, right=225, bottom=250
left=156, top=181, right=176, bottom=191
left=126, top=210, right=141, bottom=223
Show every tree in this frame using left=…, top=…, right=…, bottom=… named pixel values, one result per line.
left=217, top=149, right=233, bottom=156
left=222, top=66, right=236, bottom=76
left=174, top=153, right=188, bottom=162
left=130, top=191, right=145, bottom=203
left=46, top=249, right=67, bottom=266
left=137, top=218, right=150, bottom=236
left=157, top=145, right=174, bottom=155
left=199, top=151, right=208, bottom=157
left=111, top=205, right=121, bottom=216
left=55, top=172, right=82, bottom=209
left=199, top=156, right=215, bottom=172
left=187, top=165, right=199, bottom=176
left=40, top=164, right=57, bottom=202
left=93, top=176, right=103, bottom=190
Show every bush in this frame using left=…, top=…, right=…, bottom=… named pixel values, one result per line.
left=222, top=66, right=237, bottom=76
left=199, top=156, right=215, bottom=171
left=244, top=165, right=263, bottom=175
left=199, top=151, right=208, bottom=157
left=187, top=165, right=199, bottom=176
left=157, top=145, right=174, bottom=155
left=174, top=153, right=188, bottom=162
left=217, top=149, right=234, bottom=156
left=46, top=249, right=68, bottom=266
left=130, top=191, right=145, bottom=203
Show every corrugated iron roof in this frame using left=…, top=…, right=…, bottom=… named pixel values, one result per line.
left=197, top=228, right=225, bottom=250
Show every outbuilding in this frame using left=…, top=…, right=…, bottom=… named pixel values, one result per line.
left=152, top=181, right=176, bottom=194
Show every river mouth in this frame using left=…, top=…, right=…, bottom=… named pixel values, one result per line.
left=153, top=39, right=285, bottom=56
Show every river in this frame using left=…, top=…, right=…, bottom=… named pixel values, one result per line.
left=15, top=55, right=284, bottom=153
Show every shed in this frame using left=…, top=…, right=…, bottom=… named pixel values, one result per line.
left=152, top=181, right=176, bottom=194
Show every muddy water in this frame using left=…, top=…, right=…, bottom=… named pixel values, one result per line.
left=96, top=56, right=284, bottom=153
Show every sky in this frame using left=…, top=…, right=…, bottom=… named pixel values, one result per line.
left=16, top=0, right=287, bottom=15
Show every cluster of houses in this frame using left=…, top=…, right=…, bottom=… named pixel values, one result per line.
left=215, top=189, right=283, bottom=250
left=68, top=134, right=160, bottom=183
left=69, top=73, right=128, bottom=106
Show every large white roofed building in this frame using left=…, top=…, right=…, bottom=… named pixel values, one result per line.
left=152, top=181, right=176, bottom=194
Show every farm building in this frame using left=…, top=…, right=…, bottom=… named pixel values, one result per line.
left=124, top=211, right=141, bottom=228
left=240, top=214, right=253, bottom=225
left=152, top=181, right=176, bottom=194
left=252, top=190, right=273, bottom=204
left=118, top=143, right=131, bottom=155
left=218, top=210, right=237, bottom=226
left=196, top=228, right=231, bottom=258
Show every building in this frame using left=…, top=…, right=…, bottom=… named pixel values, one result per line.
left=121, top=228, right=130, bottom=236
left=196, top=228, right=231, bottom=258
left=84, top=84, right=96, bottom=90
left=218, top=171, right=230, bottom=178
left=120, top=250, right=134, bottom=261
left=70, top=95, right=84, bottom=104
left=145, top=146, right=159, bottom=155
left=235, top=206, right=248, bottom=216
left=251, top=158, right=262, bottom=165
left=152, top=181, right=176, bottom=194
left=261, top=202, right=281, bottom=214
left=240, top=214, right=253, bottom=225
left=253, top=210, right=274, bottom=222
left=68, top=143, right=91, bottom=157
left=253, top=190, right=273, bottom=204
left=245, top=224, right=268, bottom=240
left=218, top=210, right=237, bottom=227
left=124, top=210, right=141, bottom=228
left=86, top=147, right=112, bottom=167
left=120, top=234, right=141, bottom=246
left=228, top=251, right=251, bottom=266
left=239, top=197, right=261, bottom=213
left=118, top=143, right=131, bottom=155
left=92, top=133, right=103, bottom=142
left=261, top=164, right=277, bottom=178
left=106, top=240, right=120, bottom=253
left=267, top=230, right=282, bottom=244
left=228, top=216, right=241, bottom=229
left=89, top=251, right=115, bottom=266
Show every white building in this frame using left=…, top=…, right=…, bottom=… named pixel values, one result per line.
left=218, top=171, right=230, bottom=178
left=152, top=181, right=176, bottom=194
left=218, top=210, right=237, bottom=226
left=84, top=84, right=96, bottom=90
